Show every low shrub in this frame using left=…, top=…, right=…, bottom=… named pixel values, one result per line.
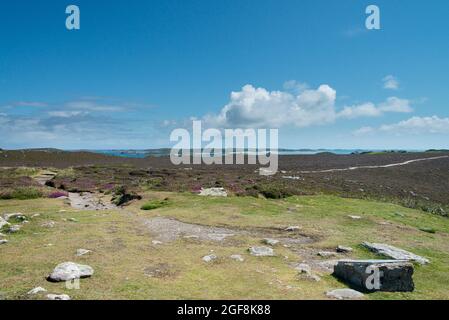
left=48, top=191, right=69, bottom=198
left=141, top=199, right=169, bottom=210
left=111, top=185, right=142, bottom=206
left=0, top=187, right=43, bottom=200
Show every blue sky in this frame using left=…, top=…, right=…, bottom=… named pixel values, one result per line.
left=1, top=0, right=449, bottom=149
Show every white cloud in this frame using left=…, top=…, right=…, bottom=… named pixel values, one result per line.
left=338, top=103, right=381, bottom=119
left=338, top=97, right=412, bottom=119
left=353, top=116, right=449, bottom=136
left=64, top=101, right=125, bottom=112
left=352, top=126, right=374, bottom=136
left=48, top=111, right=89, bottom=118
left=203, top=84, right=337, bottom=128
left=380, top=116, right=449, bottom=134
left=383, top=75, right=399, bottom=90
left=202, top=84, right=414, bottom=129
left=14, top=101, right=48, bottom=107
left=378, top=97, right=412, bottom=113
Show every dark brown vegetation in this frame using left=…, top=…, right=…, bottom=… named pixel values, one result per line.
left=1, top=149, right=448, bottom=215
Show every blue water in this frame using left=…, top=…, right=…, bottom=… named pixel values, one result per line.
left=76, top=149, right=421, bottom=159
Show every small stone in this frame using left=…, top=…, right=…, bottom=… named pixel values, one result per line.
left=0, top=239, right=8, bottom=245
left=262, top=238, right=279, bottom=246
left=230, top=254, right=244, bottom=262
left=202, top=254, right=218, bottom=263
left=0, top=217, right=10, bottom=229
left=27, top=287, right=47, bottom=295
left=68, top=218, right=78, bottom=222
left=199, top=188, right=228, bottom=197
left=31, top=214, right=41, bottom=218
left=8, top=225, right=21, bottom=233
left=318, top=251, right=338, bottom=258
left=326, top=288, right=364, bottom=300
left=3, top=213, right=26, bottom=221
left=75, top=249, right=91, bottom=256
left=183, top=235, right=200, bottom=240
left=285, top=226, right=300, bottom=232
left=44, top=243, right=54, bottom=247
left=47, top=262, right=94, bottom=282
left=336, top=245, right=353, bottom=253
left=47, top=294, right=71, bottom=300
left=249, top=246, right=275, bottom=257
left=295, top=263, right=311, bottom=274
left=348, top=215, right=362, bottom=220
left=152, top=240, right=163, bottom=245
left=41, top=221, right=55, bottom=228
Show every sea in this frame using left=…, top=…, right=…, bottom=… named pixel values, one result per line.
left=78, top=149, right=423, bottom=159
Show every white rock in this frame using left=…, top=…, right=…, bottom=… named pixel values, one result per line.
left=348, top=215, right=362, bottom=220
left=318, top=251, right=338, bottom=258
left=75, top=249, right=91, bottom=256
left=8, top=225, right=21, bottom=233
left=68, top=218, right=78, bottom=222
left=262, top=238, right=279, bottom=246
left=230, top=254, right=244, bottom=262
left=249, top=246, right=275, bottom=257
left=47, top=262, right=94, bottom=282
left=41, top=221, right=55, bottom=228
left=0, top=239, right=8, bottom=245
left=0, top=217, right=10, bottom=229
left=326, top=288, right=364, bottom=300
left=362, top=242, right=430, bottom=265
left=295, top=263, right=312, bottom=274
left=152, top=240, right=163, bottom=245
left=336, top=245, right=353, bottom=253
left=27, top=287, right=47, bottom=295
left=200, top=188, right=228, bottom=197
left=3, top=213, right=26, bottom=221
left=199, top=188, right=228, bottom=197
left=47, top=294, right=71, bottom=300
left=202, top=254, right=218, bottom=263
left=31, top=214, right=41, bottom=218
left=285, top=226, right=300, bottom=232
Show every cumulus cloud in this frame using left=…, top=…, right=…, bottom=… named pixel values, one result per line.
left=353, top=116, right=449, bottom=136
left=203, top=84, right=337, bottom=128
left=201, top=84, right=415, bottom=129
left=338, top=97, right=412, bottom=119
left=383, top=75, right=399, bottom=90
left=380, top=116, right=449, bottom=134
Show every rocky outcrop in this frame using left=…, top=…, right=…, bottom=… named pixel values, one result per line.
left=47, top=262, right=94, bottom=282
left=362, top=242, right=430, bottom=265
left=326, top=288, right=364, bottom=300
left=249, top=246, right=274, bottom=257
left=199, top=188, right=228, bottom=197
left=333, top=259, right=414, bottom=292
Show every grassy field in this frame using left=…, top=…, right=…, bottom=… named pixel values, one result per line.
left=1, top=192, right=449, bottom=300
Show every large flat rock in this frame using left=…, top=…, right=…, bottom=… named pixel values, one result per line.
left=362, top=242, right=430, bottom=265
left=47, top=262, right=94, bottom=282
left=333, top=260, right=414, bottom=292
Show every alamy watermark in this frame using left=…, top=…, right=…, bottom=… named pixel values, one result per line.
left=169, top=121, right=279, bottom=175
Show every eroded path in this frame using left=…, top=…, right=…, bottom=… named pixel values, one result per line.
left=296, top=155, right=449, bottom=174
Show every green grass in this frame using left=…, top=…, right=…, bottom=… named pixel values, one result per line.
left=140, top=199, right=169, bottom=210
left=1, top=192, right=449, bottom=300
left=0, top=187, right=43, bottom=200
